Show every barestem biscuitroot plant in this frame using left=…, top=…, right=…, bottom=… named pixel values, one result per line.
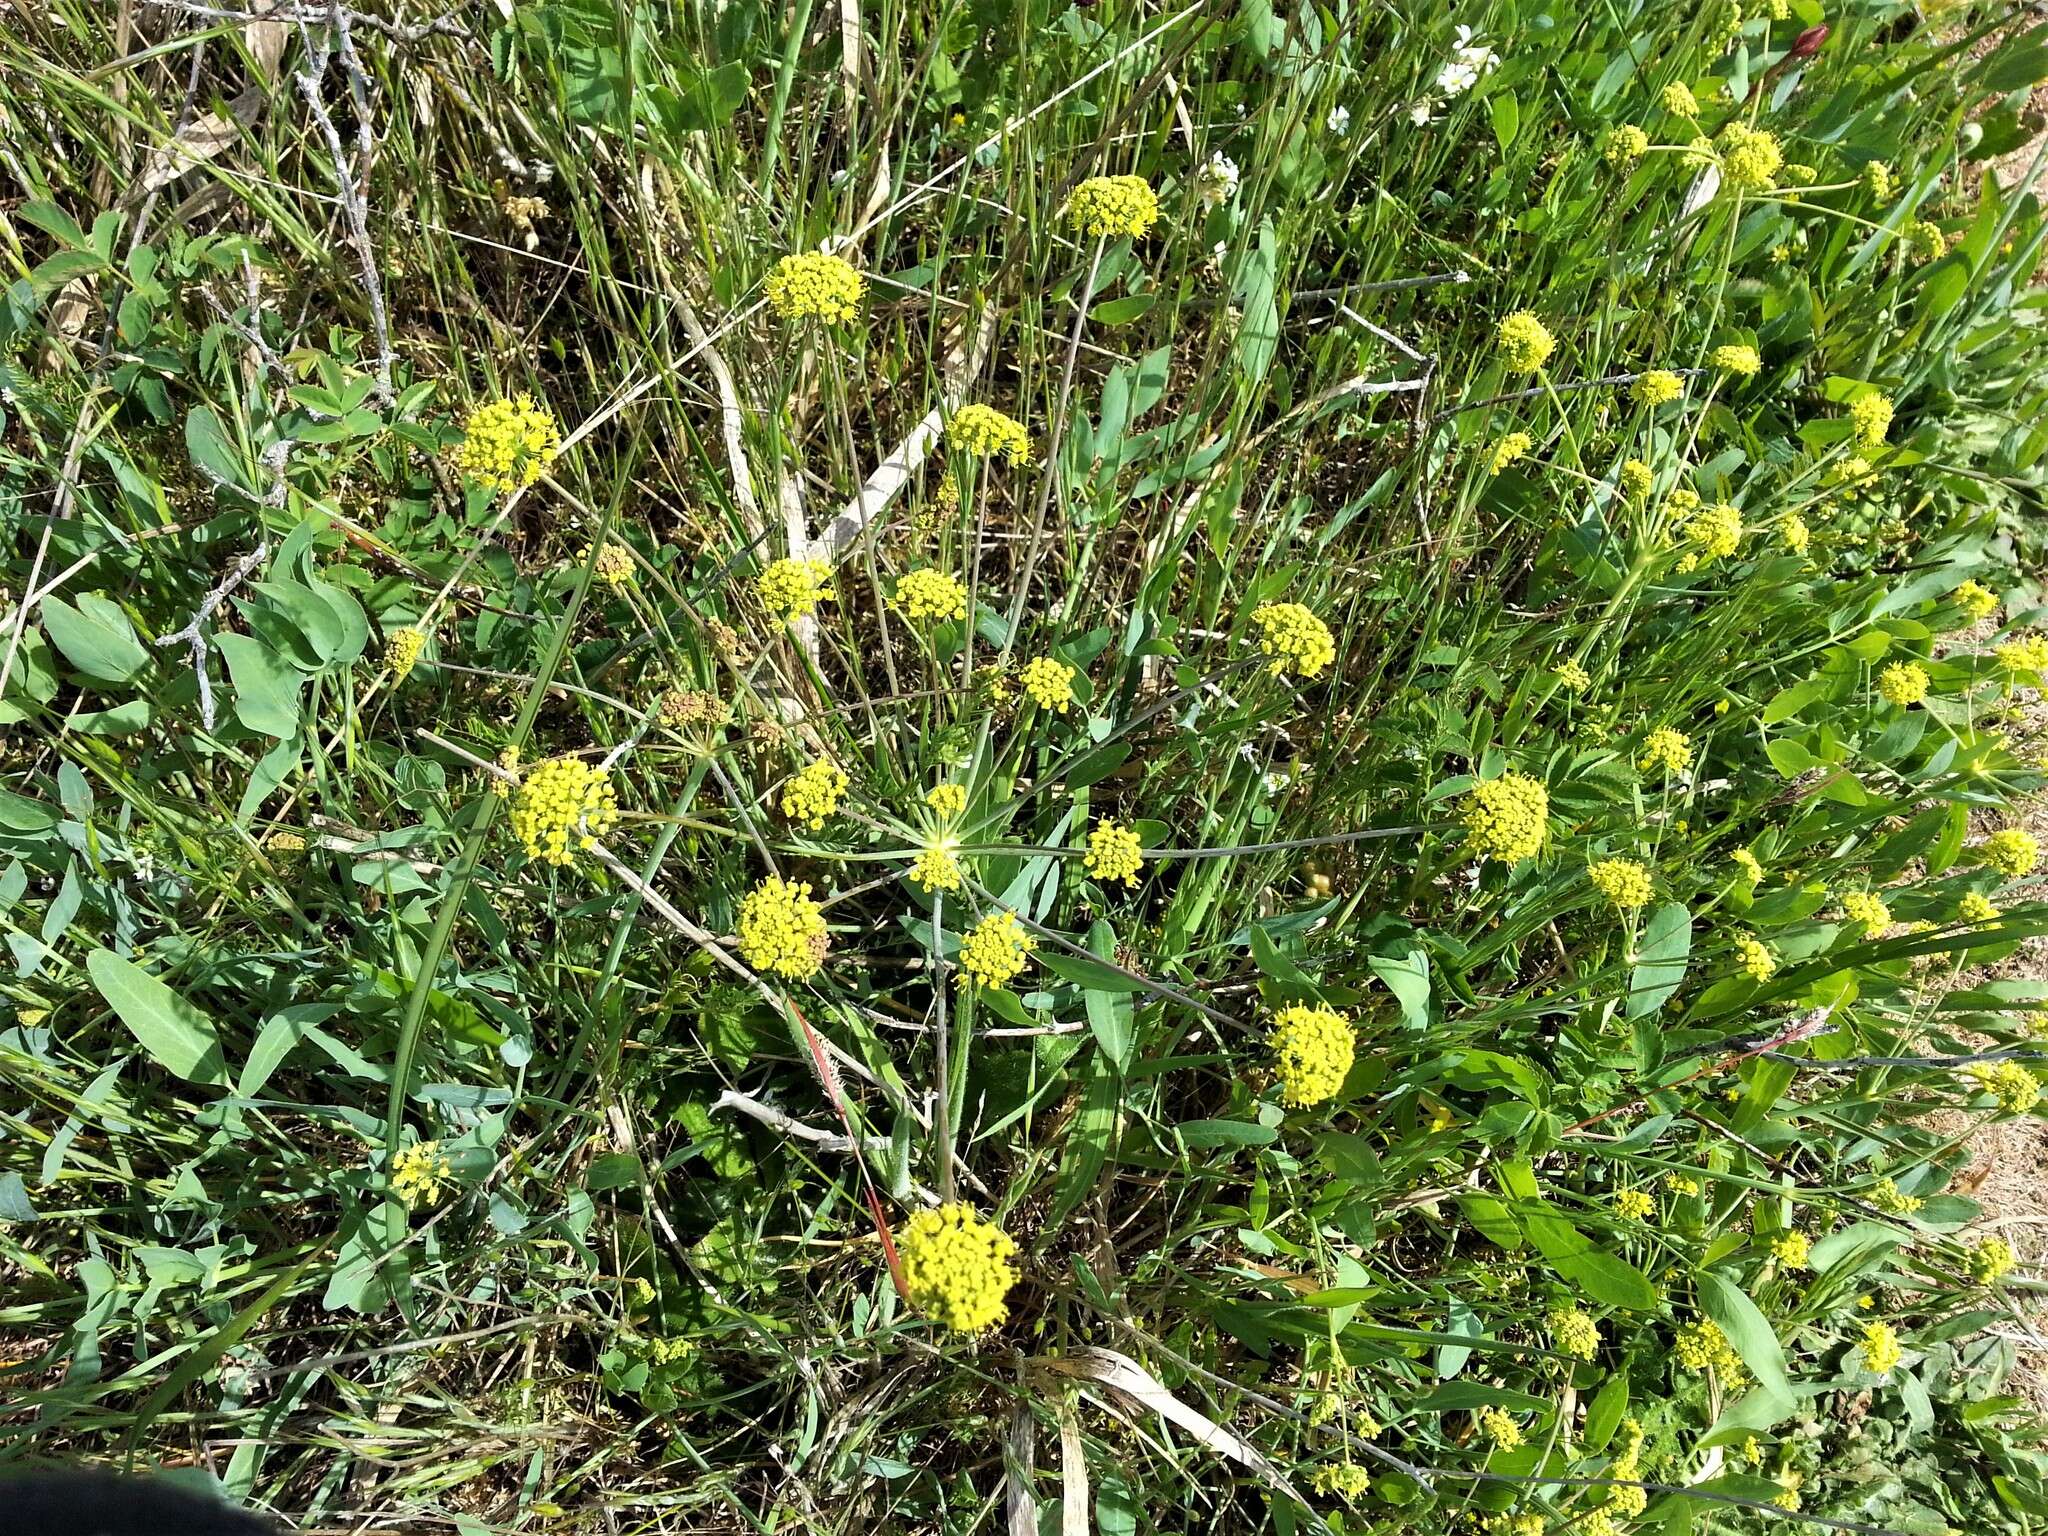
left=6, top=3, right=2048, bottom=1534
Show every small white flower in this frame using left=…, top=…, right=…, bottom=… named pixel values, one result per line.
left=1409, top=98, right=1437, bottom=125
left=1437, top=59, right=1480, bottom=95
left=1326, top=104, right=1351, bottom=134
left=1262, top=770, right=1293, bottom=795
left=1196, top=150, right=1241, bottom=208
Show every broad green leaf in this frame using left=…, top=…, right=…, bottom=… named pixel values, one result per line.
left=1369, top=943, right=1431, bottom=1026
left=0, top=789, right=60, bottom=832
left=1552, top=1248, right=1659, bottom=1311
left=1627, top=903, right=1691, bottom=1018
left=1764, top=736, right=1822, bottom=777
left=1698, top=1271, right=1793, bottom=1411
left=1488, top=91, right=1519, bottom=150
left=41, top=594, right=149, bottom=684
left=73, top=700, right=151, bottom=736
left=1761, top=676, right=1825, bottom=725
left=214, top=632, right=302, bottom=737
left=1414, top=1381, right=1550, bottom=1414
left=1082, top=919, right=1134, bottom=1071
left=1455, top=1194, right=1524, bottom=1251
left=1092, top=293, right=1156, bottom=326
left=85, top=948, right=226, bottom=1085
left=18, top=199, right=92, bottom=250
left=1177, top=1118, right=1277, bottom=1148
left=1048, top=1045, right=1118, bottom=1225
left=1584, top=1373, right=1629, bottom=1451
left=186, top=405, right=251, bottom=492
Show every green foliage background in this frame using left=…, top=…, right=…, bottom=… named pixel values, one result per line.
left=4, top=0, right=2048, bottom=1531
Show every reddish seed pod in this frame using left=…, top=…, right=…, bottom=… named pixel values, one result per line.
left=1789, top=24, right=1828, bottom=60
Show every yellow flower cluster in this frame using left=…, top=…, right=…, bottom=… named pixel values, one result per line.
left=385, top=625, right=426, bottom=681
left=1082, top=819, right=1144, bottom=887
left=1862, top=161, right=1894, bottom=200
left=1718, top=123, right=1783, bottom=190
left=1711, top=343, right=1762, bottom=377
left=389, top=1140, right=452, bottom=1210
left=1270, top=1004, right=1356, bottom=1107
left=1639, top=725, right=1692, bottom=775
left=1967, top=1059, right=2038, bottom=1115
left=896, top=567, right=969, bottom=624
left=781, top=759, right=849, bottom=830
left=1489, top=431, right=1534, bottom=475
left=1969, top=1235, right=2015, bottom=1285
left=492, top=744, right=520, bottom=798
left=947, top=404, right=1032, bottom=467
left=1557, top=658, right=1592, bottom=693
left=909, top=839, right=962, bottom=893
left=926, top=782, right=968, bottom=819
left=1908, top=220, right=1945, bottom=262
left=737, top=877, right=829, bottom=979
left=898, top=1202, right=1019, bottom=1332
left=1872, top=1176, right=1923, bottom=1215
left=1960, top=891, right=2002, bottom=926
left=1613, top=1187, right=1654, bottom=1219
left=1673, top=1318, right=1747, bottom=1384
left=1734, top=932, right=1775, bottom=981
left=509, top=756, right=620, bottom=866
left=590, top=540, right=634, bottom=588
left=958, top=910, right=1035, bottom=990
left=1999, top=635, right=2048, bottom=673
left=1606, top=1419, right=1648, bottom=1517
left=1250, top=601, right=1336, bottom=678
left=1548, top=1306, right=1600, bottom=1361
left=1633, top=369, right=1684, bottom=406
left=1877, top=661, right=1928, bottom=708
left=453, top=393, right=562, bottom=493
left=764, top=250, right=865, bottom=323
left=1589, top=857, right=1653, bottom=910
left=1476, top=1406, right=1523, bottom=1449
left=1662, top=81, right=1700, bottom=117
left=1982, top=829, right=2039, bottom=877
left=757, top=557, right=836, bottom=622
left=1312, top=1464, right=1372, bottom=1500
left=1841, top=889, right=1891, bottom=936
left=1619, top=458, right=1655, bottom=499
left=1604, top=125, right=1649, bottom=167
left=1770, top=1230, right=1811, bottom=1268
left=1849, top=392, right=1894, bottom=448
left=1953, top=580, right=2000, bottom=624
left=1496, top=311, right=1556, bottom=373
left=1858, top=1320, right=1903, bottom=1376
left=1063, top=174, right=1160, bottom=238
left=1020, top=656, right=1076, bottom=712
left=1462, top=772, right=1549, bottom=863
left=1731, top=848, right=1763, bottom=884
left=1679, top=501, right=1742, bottom=566
left=1783, top=512, right=1810, bottom=556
